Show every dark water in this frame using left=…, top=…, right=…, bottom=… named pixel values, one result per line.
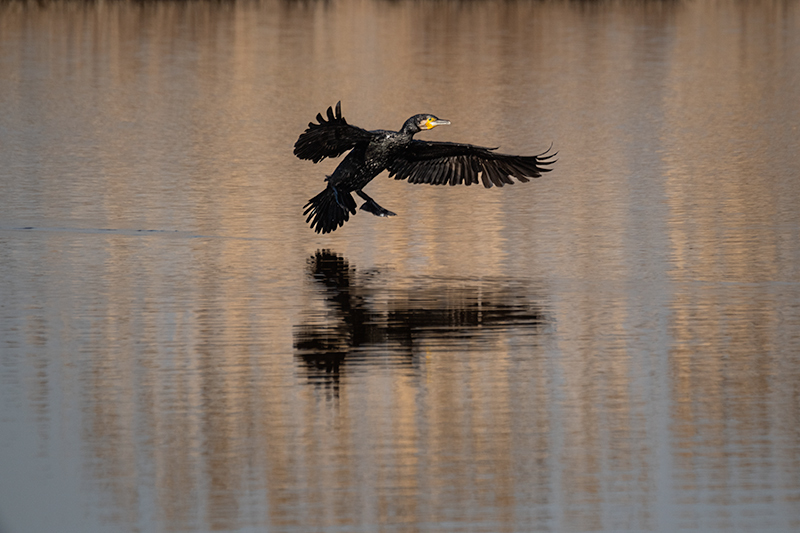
left=1, top=1, right=799, bottom=532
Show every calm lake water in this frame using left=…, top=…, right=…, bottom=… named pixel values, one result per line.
left=1, top=1, right=799, bottom=532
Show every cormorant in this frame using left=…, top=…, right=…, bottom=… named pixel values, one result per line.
left=294, top=102, right=556, bottom=234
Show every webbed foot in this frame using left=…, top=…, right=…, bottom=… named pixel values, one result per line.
left=357, top=190, right=396, bottom=217
left=360, top=201, right=396, bottom=217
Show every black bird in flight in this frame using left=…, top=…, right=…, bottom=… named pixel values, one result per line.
left=294, top=102, right=556, bottom=234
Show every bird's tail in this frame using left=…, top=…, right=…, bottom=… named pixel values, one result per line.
left=303, top=183, right=357, bottom=234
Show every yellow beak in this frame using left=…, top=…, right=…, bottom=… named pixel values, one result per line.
left=426, top=117, right=450, bottom=129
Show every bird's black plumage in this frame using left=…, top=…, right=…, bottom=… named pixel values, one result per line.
left=294, top=102, right=556, bottom=234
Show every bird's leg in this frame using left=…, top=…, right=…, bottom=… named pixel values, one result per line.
left=329, top=184, right=345, bottom=208
left=357, top=190, right=396, bottom=217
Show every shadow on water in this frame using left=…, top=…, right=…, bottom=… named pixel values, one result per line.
left=293, top=250, right=550, bottom=388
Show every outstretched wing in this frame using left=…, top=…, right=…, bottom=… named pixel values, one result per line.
left=387, top=140, right=556, bottom=188
left=293, top=102, right=373, bottom=163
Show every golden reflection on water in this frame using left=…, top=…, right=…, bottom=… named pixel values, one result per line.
left=657, top=6, right=800, bottom=529
left=289, top=250, right=551, bottom=529
left=1, top=1, right=799, bottom=532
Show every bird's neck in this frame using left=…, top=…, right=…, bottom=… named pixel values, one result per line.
left=399, top=119, right=421, bottom=137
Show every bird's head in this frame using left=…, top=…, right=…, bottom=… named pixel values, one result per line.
left=401, top=114, right=451, bottom=135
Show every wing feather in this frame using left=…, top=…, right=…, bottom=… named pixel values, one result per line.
left=429, top=160, right=444, bottom=185
left=454, top=156, right=467, bottom=186
left=388, top=140, right=556, bottom=189
left=446, top=159, right=457, bottom=186
left=293, top=102, right=373, bottom=163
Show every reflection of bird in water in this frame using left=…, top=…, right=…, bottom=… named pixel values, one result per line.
left=294, top=102, right=556, bottom=234
left=293, top=250, right=548, bottom=385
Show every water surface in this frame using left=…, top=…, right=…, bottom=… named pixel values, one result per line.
left=1, top=1, right=799, bottom=532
